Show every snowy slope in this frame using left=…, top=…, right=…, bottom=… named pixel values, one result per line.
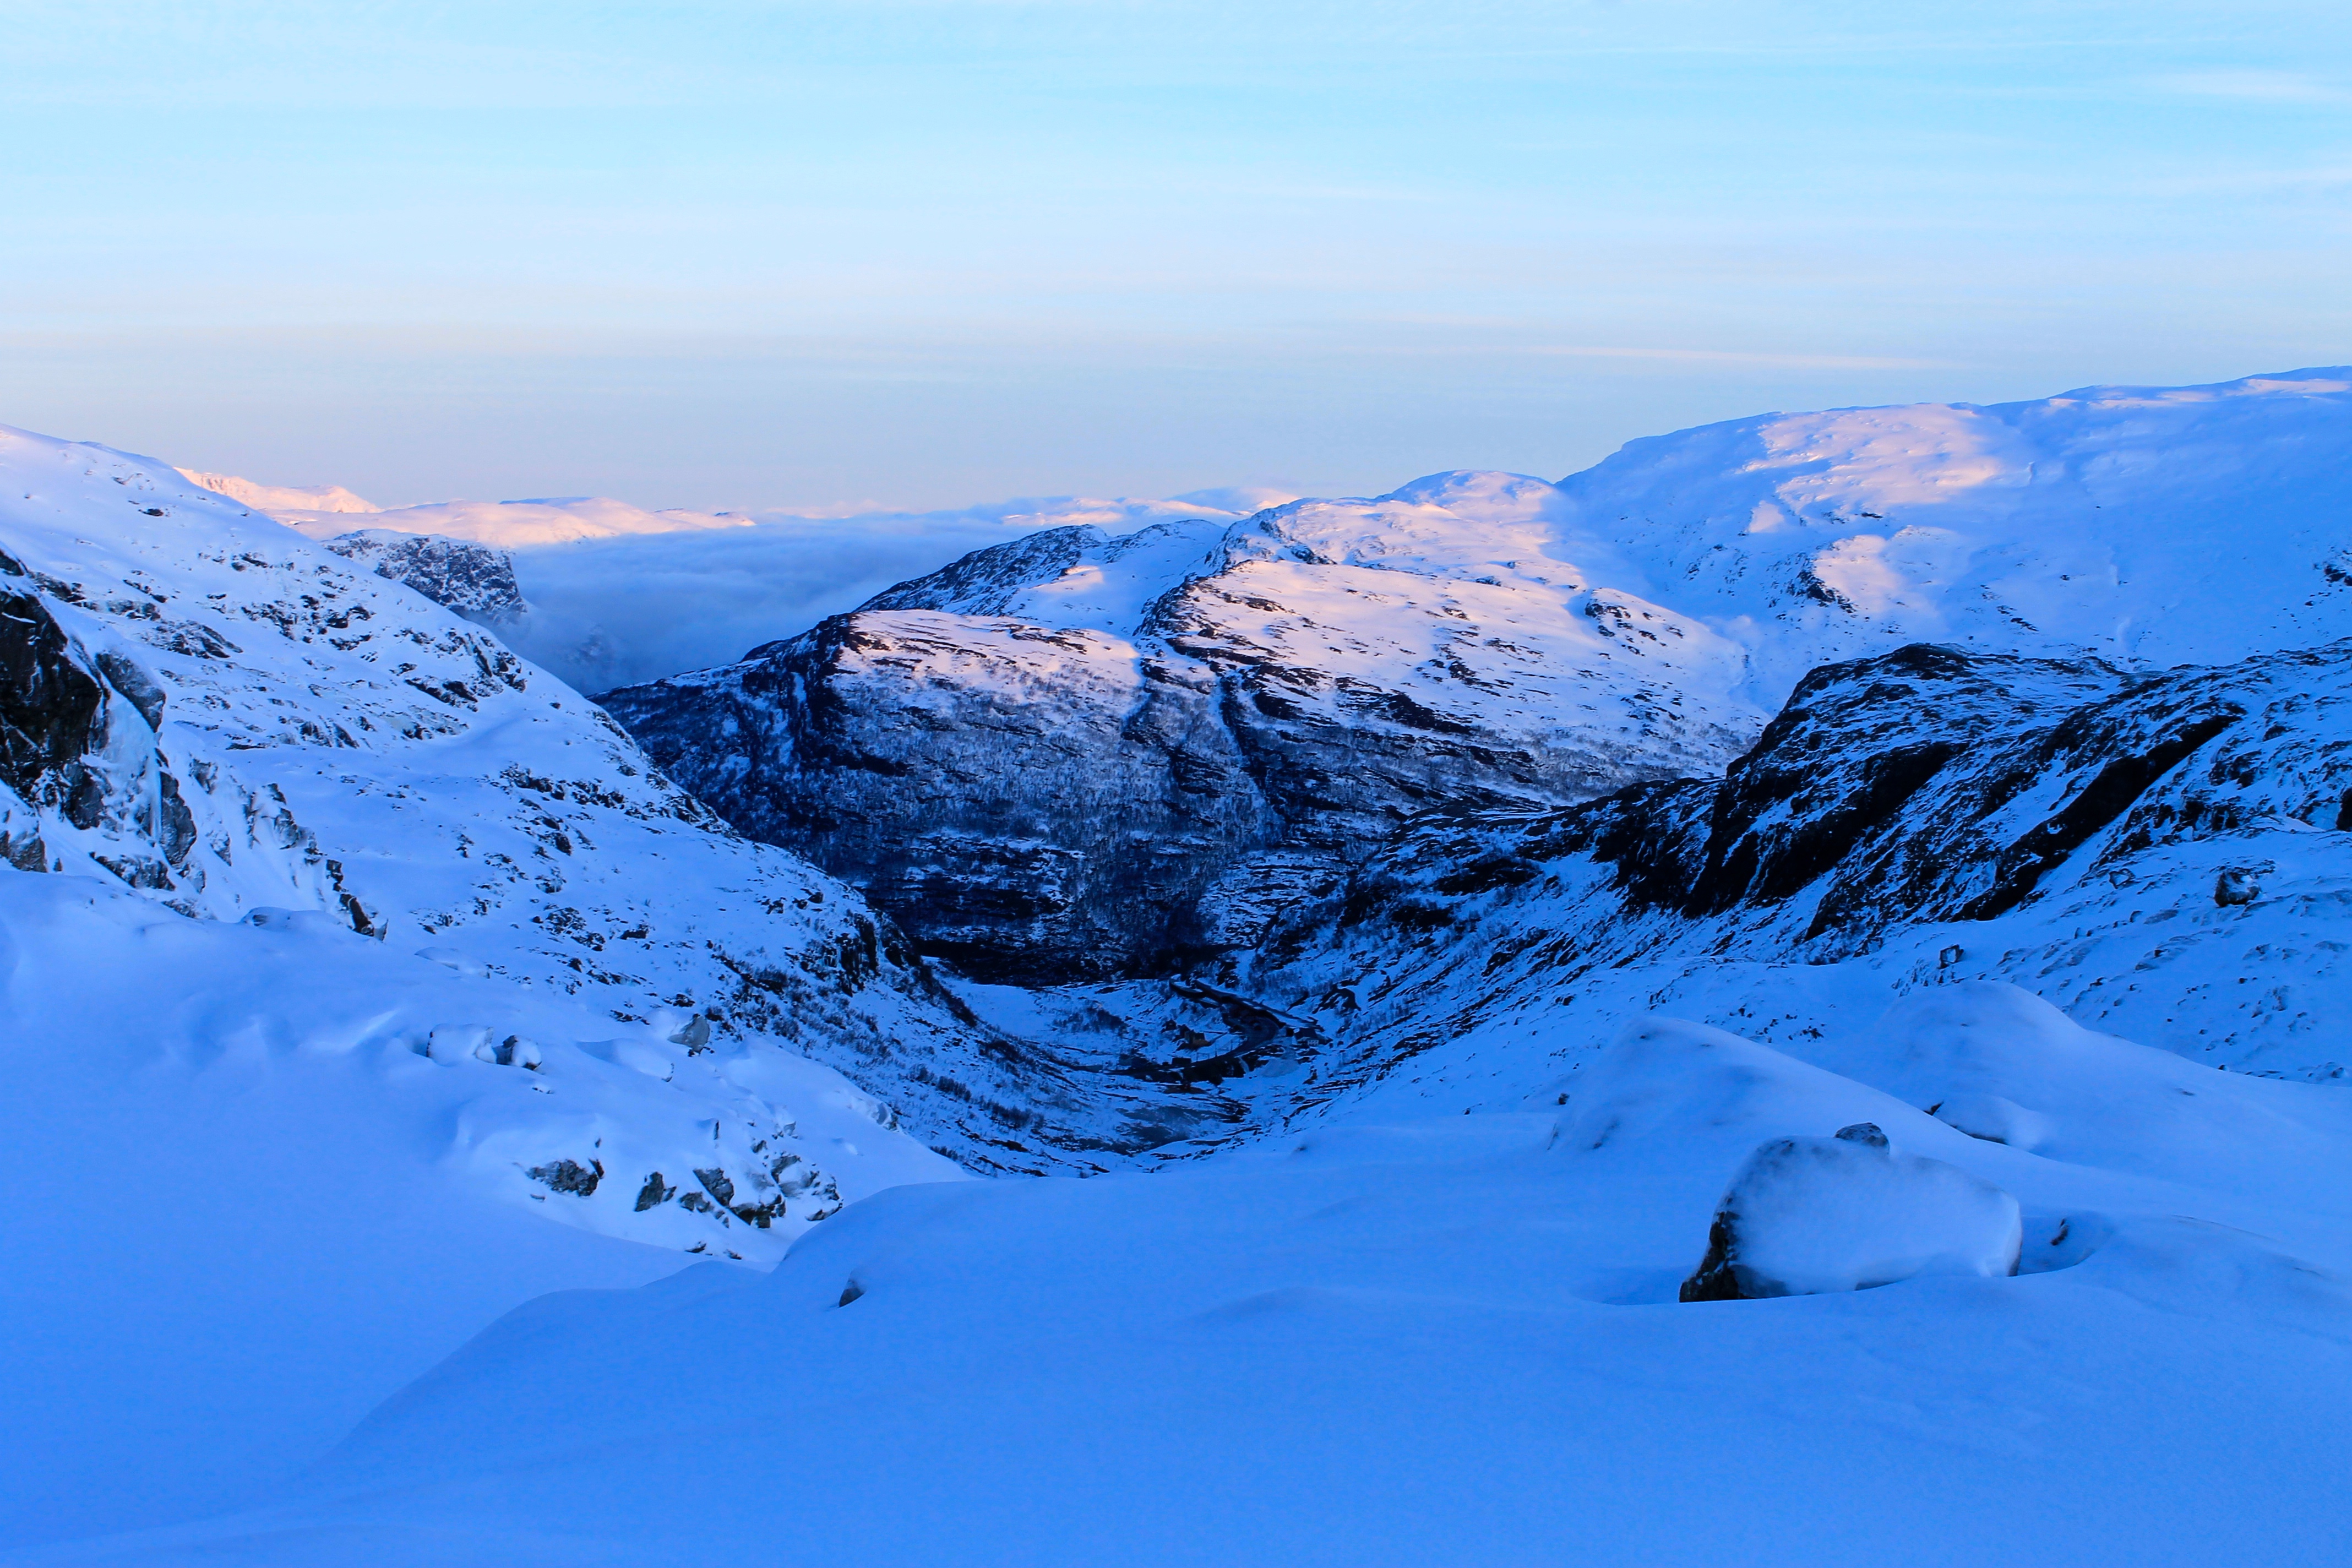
left=0, top=425, right=1066, bottom=1542
left=1556, top=367, right=2352, bottom=698
left=0, top=421, right=1067, bottom=1219
left=0, top=869, right=960, bottom=1547
left=194, top=473, right=1297, bottom=689
left=51, top=986, right=2352, bottom=1566
left=492, top=490, right=1295, bottom=692
left=178, top=467, right=379, bottom=517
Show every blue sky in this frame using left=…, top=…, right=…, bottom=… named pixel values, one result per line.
left=4, top=1, right=2350, bottom=509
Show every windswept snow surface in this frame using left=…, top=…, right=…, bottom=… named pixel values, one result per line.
left=42, top=989, right=2352, bottom=1566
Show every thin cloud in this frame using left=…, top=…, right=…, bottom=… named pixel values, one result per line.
left=2146, top=69, right=2349, bottom=104
left=1514, top=345, right=1962, bottom=371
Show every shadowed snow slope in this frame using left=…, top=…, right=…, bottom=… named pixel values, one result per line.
left=1231, top=635, right=2352, bottom=1141
left=51, top=988, right=2352, bottom=1567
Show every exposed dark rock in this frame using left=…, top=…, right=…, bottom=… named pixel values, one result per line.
left=93, top=650, right=166, bottom=731
left=693, top=1166, right=735, bottom=1207
left=0, top=580, right=107, bottom=803
left=600, top=520, right=1743, bottom=983
left=1678, top=1212, right=1748, bottom=1302
left=634, top=1172, right=676, bottom=1211
left=323, top=531, right=528, bottom=625
left=526, top=1158, right=604, bottom=1196
left=157, top=772, right=197, bottom=865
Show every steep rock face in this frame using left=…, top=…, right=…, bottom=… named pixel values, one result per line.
left=323, top=529, right=529, bottom=625
left=1236, top=637, right=2352, bottom=1125
left=0, top=562, right=109, bottom=821
left=604, top=488, right=1762, bottom=983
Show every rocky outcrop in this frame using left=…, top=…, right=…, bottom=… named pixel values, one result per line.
left=0, top=557, right=108, bottom=805
left=324, top=530, right=527, bottom=625
left=1294, top=638, right=2333, bottom=960
left=1235, top=636, right=2352, bottom=1106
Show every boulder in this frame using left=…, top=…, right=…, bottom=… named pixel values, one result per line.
left=1930, top=1092, right=2052, bottom=1151
left=1680, top=1122, right=2022, bottom=1301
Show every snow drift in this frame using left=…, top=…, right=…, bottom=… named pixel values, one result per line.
left=63, top=991, right=2352, bottom=1567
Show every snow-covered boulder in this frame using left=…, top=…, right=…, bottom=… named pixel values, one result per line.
left=1680, top=1121, right=2023, bottom=1300
left=1931, top=1091, right=2052, bottom=1151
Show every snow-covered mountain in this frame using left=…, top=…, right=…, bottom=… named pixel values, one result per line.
left=603, top=476, right=1766, bottom=982
left=1, top=428, right=1321, bottom=1544
left=1550, top=367, right=2352, bottom=697
left=178, top=467, right=379, bottom=518
left=197, top=472, right=1302, bottom=692
left=1230, top=636, right=2352, bottom=1144
left=602, top=370, right=2352, bottom=990
left=20, top=372, right=2352, bottom=1562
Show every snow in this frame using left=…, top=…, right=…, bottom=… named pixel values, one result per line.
left=177, top=469, right=379, bottom=517
left=43, top=984, right=2352, bottom=1565
left=0, top=424, right=987, bottom=1548
left=1683, top=1121, right=2023, bottom=1298
left=12, top=371, right=2352, bottom=1561
left=1553, top=366, right=2352, bottom=699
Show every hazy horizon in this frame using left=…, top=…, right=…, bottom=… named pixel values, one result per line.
left=7, top=1, right=2350, bottom=513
